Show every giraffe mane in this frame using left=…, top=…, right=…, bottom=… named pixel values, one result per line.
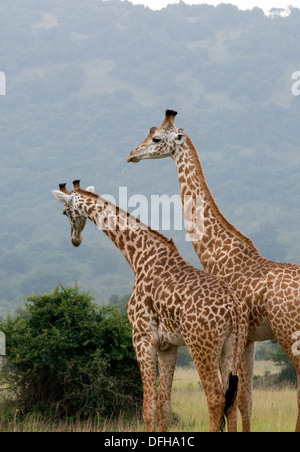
left=76, top=187, right=100, bottom=199
left=75, top=188, right=179, bottom=253
left=147, top=229, right=179, bottom=253
left=185, top=134, right=258, bottom=251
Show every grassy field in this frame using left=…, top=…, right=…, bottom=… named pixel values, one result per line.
left=0, top=362, right=297, bottom=432
left=170, top=366, right=297, bottom=432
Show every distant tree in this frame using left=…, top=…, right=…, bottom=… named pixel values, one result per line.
left=255, top=340, right=277, bottom=361
left=269, top=8, right=283, bottom=16
left=176, top=347, right=193, bottom=367
left=267, top=343, right=297, bottom=386
left=108, top=293, right=131, bottom=314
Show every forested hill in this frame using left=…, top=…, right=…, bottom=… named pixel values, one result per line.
left=0, top=1, right=300, bottom=316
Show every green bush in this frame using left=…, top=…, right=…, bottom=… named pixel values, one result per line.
left=267, top=343, right=297, bottom=386
left=0, top=283, right=142, bottom=419
left=176, top=347, right=193, bottom=367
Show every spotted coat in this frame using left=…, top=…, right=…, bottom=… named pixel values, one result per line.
left=127, top=110, right=300, bottom=432
left=52, top=182, right=249, bottom=432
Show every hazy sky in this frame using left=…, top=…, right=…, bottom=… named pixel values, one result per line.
left=128, top=0, right=298, bottom=14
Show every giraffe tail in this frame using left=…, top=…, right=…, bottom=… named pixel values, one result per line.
left=219, top=373, right=239, bottom=432
left=219, top=289, right=247, bottom=432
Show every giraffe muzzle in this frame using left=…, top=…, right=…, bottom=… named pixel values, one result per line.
left=127, top=152, right=140, bottom=163
left=71, top=235, right=82, bottom=247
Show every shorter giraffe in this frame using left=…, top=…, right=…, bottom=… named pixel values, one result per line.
left=52, top=180, right=249, bottom=432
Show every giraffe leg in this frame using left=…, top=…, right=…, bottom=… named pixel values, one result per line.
left=275, top=346, right=300, bottom=432
left=200, top=372, right=226, bottom=432
left=181, top=318, right=229, bottom=431
left=266, top=286, right=300, bottom=432
left=188, top=348, right=226, bottom=432
left=272, top=346, right=300, bottom=432
left=219, top=335, right=238, bottom=432
left=237, top=341, right=255, bottom=432
left=157, top=345, right=178, bottom=432
left=133, top=333, right=158, bottom=432
left=296, top=373, right=300, bottom=432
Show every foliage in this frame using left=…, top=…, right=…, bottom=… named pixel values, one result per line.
left=0, top=283, right=142, bottom=419
left=108, top=293, right=131, bottom=314
left=176, top=347, right=193, bottom=367
left=255, top=341, right=297, bottom=385
left=266, top=343, right=297, bottom=386
left=255, top=340, right=277, bottom=361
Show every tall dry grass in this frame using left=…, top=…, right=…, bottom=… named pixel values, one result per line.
left=171, top=366, right=297, bottom=432
left=0, top=363, right=297, bottom=432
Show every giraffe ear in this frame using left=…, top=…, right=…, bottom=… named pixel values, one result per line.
left=52, top=190, right=74, bottom=205
left=85, top=186, right=95, bottom=193
left=174, top=133, right=186, bottom=145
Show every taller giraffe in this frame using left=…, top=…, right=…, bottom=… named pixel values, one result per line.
left=127, top=109, right=300, bottom=432
left=52, top=180, right=249, bottom=432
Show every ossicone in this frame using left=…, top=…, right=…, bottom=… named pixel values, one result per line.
left=161, top=109, right=178, bottom=129
left=165, top=109, right=178, bottom=117
left=59, top=183, right=71, bottom=195
left=73, top=180, right=81, bottom=190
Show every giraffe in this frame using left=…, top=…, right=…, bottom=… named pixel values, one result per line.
left=52, top=180, right=249, bottom=432
left=127, top=109, right=300, bottom=432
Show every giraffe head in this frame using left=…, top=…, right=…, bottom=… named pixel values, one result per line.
left=52, top=181, right=94, bottom=247
left=127, top=109, right=186, bottom=163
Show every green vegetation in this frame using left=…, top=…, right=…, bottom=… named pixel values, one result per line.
left=0, top=1, right=300, bottom=315
left=0, top=365, right=297, bottom=432
left=0, top=283, right=142, bottom=420
left=0, top=282, right=296, bottom=431
left=255, top=341, right=297, bottom=387
left=267, top=343, right=298, bottom=385
left=170, top=367, right=298, bottom=432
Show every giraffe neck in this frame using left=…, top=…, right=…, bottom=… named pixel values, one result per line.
left=75, top=189, right=177, bottom=273
left=173, top=135, right=262, bottom=276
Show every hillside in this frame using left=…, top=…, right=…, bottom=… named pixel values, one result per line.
left=0, top=0, right=300, bottom=316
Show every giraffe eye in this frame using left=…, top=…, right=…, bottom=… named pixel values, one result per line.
left=62, top=210, right=67, bottom=216
left=153, top=137, right=161, bottom=143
